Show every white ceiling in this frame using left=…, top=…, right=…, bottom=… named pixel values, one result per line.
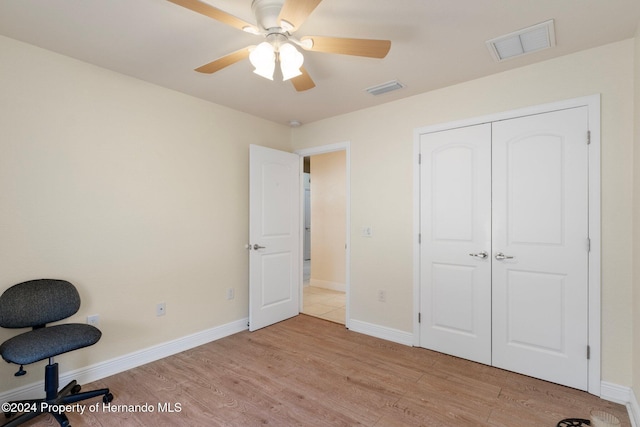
left=1, top=0, right=639, bottom=126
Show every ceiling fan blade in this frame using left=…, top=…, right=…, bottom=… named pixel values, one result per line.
left=278, top=0, right=322, bottom=31
left=195, top=47, right=251, bottom=74
left=168, top=0, right=257, bottom=32
left=301, top=36, right=391, bottom=58
left=290, top=66, right=316, bottom=91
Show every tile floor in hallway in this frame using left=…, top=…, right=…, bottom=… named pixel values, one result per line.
left=302, top=286, right=346, bottom=325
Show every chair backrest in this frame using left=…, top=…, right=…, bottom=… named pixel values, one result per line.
left=0, top=279, right=81, bottom=329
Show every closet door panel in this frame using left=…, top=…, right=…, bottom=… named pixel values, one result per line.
left=491, top=107, right=589, bottom=390
left=419, top=124, right=492, bottom=365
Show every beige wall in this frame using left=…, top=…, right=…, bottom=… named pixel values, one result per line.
left=1, top=32, right=637, bottom=395
left=633, top=24, right=640, bottom=402
left=309, top=151, right=346, bottom=288
left=0, top=35, right=290, bottom=393
left=291, top=40, right=635, bottom=387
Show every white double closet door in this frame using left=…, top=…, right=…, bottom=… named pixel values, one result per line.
left=419, top=107, right=589, bottom=390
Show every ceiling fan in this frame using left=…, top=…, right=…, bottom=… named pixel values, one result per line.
left=167, top=0, right=392, bottom=91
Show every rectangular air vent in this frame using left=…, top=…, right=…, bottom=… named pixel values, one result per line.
left=366, top=80, right=405, bottom=96
left=486, top=20, right=556, bottom=62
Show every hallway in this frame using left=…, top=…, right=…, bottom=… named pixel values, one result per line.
left=302, top=286, right=345, bottom=325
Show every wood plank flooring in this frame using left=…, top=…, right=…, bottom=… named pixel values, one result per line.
left=12, top=315, right=630, bottom=426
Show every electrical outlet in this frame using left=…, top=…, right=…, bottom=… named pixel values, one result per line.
left=378, top=290, right=386, bottom=302
left=226, top=288, right=235, bottom=300
left=156, top=302, right=166, bottom=317
left=87, top=314, right=100, bottom=326
left=362, top=226, right=373, bottom=237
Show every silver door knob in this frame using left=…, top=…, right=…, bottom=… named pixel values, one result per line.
left=495, top=252, right=514, bottom=260
left=469, top=251, right=488, bottom=259
left=253, top=244, right=266, bottom=250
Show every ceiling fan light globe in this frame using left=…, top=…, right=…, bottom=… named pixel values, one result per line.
left=279, top=43, right=303, bottom=65
left=279, top=43, right=304, bottom=81
left=253, top=62, right=275, bottom=80
left=249, top=42, right=275, bottom=69
left=281, top=66, right=302, bottom=81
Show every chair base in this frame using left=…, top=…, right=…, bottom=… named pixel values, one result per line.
left=2, top=362, right=112, bottom=427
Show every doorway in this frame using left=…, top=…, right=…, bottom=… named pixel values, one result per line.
left=296, top=143, right=350, bottom=327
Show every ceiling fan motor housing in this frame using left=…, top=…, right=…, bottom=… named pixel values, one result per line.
left=251, top=0, right=286, bottom=31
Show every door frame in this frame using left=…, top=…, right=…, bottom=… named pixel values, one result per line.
left=412, top=94, right=601, bottom=396
left=295, top=141, right=351, bottom=328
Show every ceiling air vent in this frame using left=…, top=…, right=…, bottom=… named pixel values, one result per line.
left=366, top=80, right=405, bottom=96
left=486, top=20, right=556, bottom=62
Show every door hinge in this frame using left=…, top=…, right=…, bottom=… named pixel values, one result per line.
left=418, top=233, right=421, bottom=244
left=587, top=130, right=591, bottom=145
left=587, top=237, right=591, bottom=253
left=587, top=345, right=591, bottom=360
left=418, top=153, right=422, bottom=164
left=418, top=312, right=421, bottom=323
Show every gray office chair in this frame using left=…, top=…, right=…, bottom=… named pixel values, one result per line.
left=0, top=279, right=113, bottom=427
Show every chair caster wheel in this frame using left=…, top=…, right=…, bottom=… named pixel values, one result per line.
left=71, top=384, right=82, bottom=394
left=4, top=411, right=14, bottom=419
left=556, top=419, right=590, bottom=427
left=103, top=393, right=114, bottom=404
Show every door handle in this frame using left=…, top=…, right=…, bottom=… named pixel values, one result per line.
left=468, top=251, right=488, bottom=259
left=495, top=252, right=514, bottom=260
left=253, top=244, right=266, bottom=250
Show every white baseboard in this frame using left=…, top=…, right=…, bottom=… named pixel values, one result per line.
left=601, top=381, right=632, bottom=404
left=348, top=319, right=413, bottom=346
left=600, top=381, right=639, bottom=427
left=0, top=318, right=248, bottom=403
left=308, top=279, right=346, bottom=292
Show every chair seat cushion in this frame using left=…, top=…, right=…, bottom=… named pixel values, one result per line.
left=0, top=324, right=101, bottom=365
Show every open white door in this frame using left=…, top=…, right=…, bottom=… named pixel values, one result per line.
left=249, top=144, right=300, bottom=331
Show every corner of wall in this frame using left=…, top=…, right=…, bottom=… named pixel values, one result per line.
left=632, top=18, right=640, bottom=425
left=629, top=387, right=640, bottom=427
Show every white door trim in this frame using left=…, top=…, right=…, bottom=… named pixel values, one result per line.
left=295, top=142, right=351, bottom=328
left=412, top=94, right=601, bottom=396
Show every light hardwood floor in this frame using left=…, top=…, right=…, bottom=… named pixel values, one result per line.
left=13, top=315, right=630, bottom=426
